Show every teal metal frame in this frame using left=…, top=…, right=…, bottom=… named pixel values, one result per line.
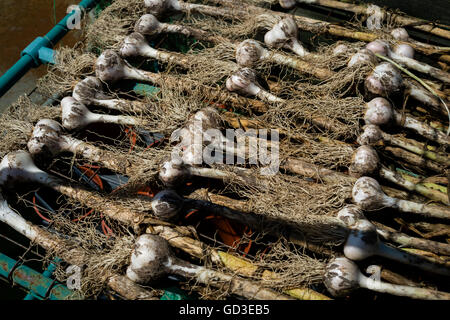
left=0, top=0, right=99, bottom=97
left=0, top=253, right=76, bottom=300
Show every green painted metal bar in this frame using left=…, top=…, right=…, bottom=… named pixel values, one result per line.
left=0, top=0, right=98, bottom=98
left=0, top=253, right=76, bottom=300
left=23, top=258, right=61, bottom=300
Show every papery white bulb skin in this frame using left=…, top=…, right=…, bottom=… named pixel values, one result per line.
left=352, top=176, right=396, bottom=211
left=95, top=50, right=149, bottom=83
left=343, top=219, right=450, bottom=276
left=347, top=49, right=378, bottom=68
left=126, top=234, right=172, bottom=284
left=134, top=14, right=162, bottom=37
left=159, top=160, right=191, bottom=187
left=27, top=119, right=68, bottom=158
left=344, top=219, right=379, bottom=260
left=365, top=62, right=403, bottom=97
left=72, top=76, right=112, bottom=105
left=333, top=44, right=350, bottom=55
left=62, top=96, right=140, bottom=131
left=0, top=192, right=39, bottom=244
left=0, top=151, right=51, bottom=187
left=357, top=125, right=383, bottom=146
left=61, top=97, right=95, bottom=131
left=120, top=32, right=149, bottom=58
left=324, top=257, right=361, bottom=297
left=264, top=17, right=309, bottom=57
left=235, top=40, right=267, bottom=67
left=349, top=145, right=380, bottom=178
left=226, top=68, right=261, bottom=97
left=95, top=50, right=130, bottom=83
left=279, top=0, right=297, bottom=9
left=120, top=32, right=158, bottom=59
left=144, top=0, right=181, bottom=17
left=151, top=190, right=184, bottom=221
left=392, top=44, right=415, bottom=59
left=226, top=68, right=284, bottom=103
left=325, top=256, right=450, bottom=298
left=365, top=39, right=390, bottom=56
left=364, top=97, right=394, bottom=126
left=336, top=205, right=365, bottom=227
left=391, top=28, right=409, bottom=41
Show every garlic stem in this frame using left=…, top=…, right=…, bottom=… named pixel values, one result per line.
left=226, top=68, right=284, bottom=103
left=73, top=77, right=147, bottom=113
left=344, top=219, right=450, bottom=276
left=62, top=97, right=142, bottom=131
left=135, top=14, right=225, bottom=44
left=127, top=234, right=291, bottom=299
left=352, top=177, right=450, bottom=219
left=325, top=257, right=450, bottom=299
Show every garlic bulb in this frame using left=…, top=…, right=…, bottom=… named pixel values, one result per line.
left=347, top=49, right=378, bottom=68
left=61, top=97, right=140, bottom=131
left=365, top=62, right=403, bottom=97
left=235, top=39, right=267, bottom=68
left=390, top=28, right=410, bottom=41
left=226, top=68, right=284, bottom=103
left=151, top=190, right=184, bottom=221
left=392, top=44, right=415, bottom=59
left=264, top=17, right=309, bottom=57
left=364, top=97, right=394, bottom=126
left=349, top=145, right=380, bottom=178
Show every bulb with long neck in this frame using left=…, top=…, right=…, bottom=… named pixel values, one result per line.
left=161, top=108, right=258, bottom=186
left=352, top=176, right=450, bottom=219
left=235, top=39, right=334, bottom=79
left=226, top=68, right=284, bottom=103
left=28, top=119, right=146, bottom=176
left=61, top=97, right=142, bottom=131
left=349, top=143, right=448, bottom=203
left=135, top=14, right=222, bottom=44
left=364, top=97, right=449, bottom=146
left=324, top=257, right=450, bottom=299
left=144, top=0, right=241, bottom=20
left=364, top=60, right=444, bottom=111
left=95, top=50, right=161, bottom=84
left=264, top=17, right=309, bottom=57
left=126, top=234, right=289, bottom=300
left=120, top=32, right=188, bottom=67
left=343, top=218, right=450, bottom=276
left=73, top=77, right=146, bottom=113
